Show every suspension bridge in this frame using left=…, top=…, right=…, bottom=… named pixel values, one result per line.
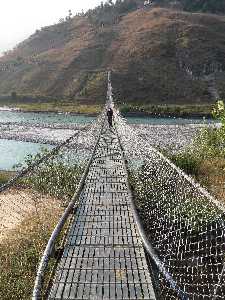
left=0, top=72, right=225, bottom=299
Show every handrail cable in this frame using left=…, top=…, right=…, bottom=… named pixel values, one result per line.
left=32, top=114, right=106, bottom=299
left=114, top=115, right=189, bottom=300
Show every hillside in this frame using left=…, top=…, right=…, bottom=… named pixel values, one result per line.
left=1, top=6, right=225, bottom=106
left=157, top=0, right=225, bottom=14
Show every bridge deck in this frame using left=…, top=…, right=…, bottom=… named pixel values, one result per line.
left=48, top=127, right=156, bottom=299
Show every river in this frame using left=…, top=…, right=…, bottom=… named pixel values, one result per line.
left=0, top=110, right=212, bottom=171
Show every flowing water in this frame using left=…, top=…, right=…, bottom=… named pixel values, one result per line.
left=0, top=110, right=213, bottom=170
left=0, top=139, right=53, bottom=171
left=0, top=110, right=211, bottom=125
left=0, top=111, right=95, bottom=124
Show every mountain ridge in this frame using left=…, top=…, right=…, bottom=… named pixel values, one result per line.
left=0, top=5, right=225, bottom=106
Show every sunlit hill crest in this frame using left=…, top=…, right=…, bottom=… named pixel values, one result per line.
left=0, top=0, right=225, bottom=105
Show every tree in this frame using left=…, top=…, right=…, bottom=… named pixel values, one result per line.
left=68, top=9, right=72, bottom=19
left=65, top=9, right=73, bottom=21
left=176, top=0, right=225, bottom=14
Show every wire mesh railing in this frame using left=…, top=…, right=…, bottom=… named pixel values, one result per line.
left=0, top=113, right=104, bottom=299
left=115, top=111, right=225, bottom=300
left=2, top=69, right=225, bottom=299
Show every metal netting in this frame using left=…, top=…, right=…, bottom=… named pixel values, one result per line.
left=0, top=114, right=104, bottom=299
left=0, top=115, right=103, bottom=235
left=115, top=111, right=225, bottom=300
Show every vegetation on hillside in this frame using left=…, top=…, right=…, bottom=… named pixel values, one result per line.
left=86, top=0, right=143, bottom=26
left=86, top=0, right=225, bottom=26
left=120, top=103, right=212, bottom=117
left=11, top=102, right=102, bottom=115
left=0, top=5, right=225, bottom=107
left=168, top=0, right=225, bottom=14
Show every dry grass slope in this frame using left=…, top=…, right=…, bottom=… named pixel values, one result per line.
left=0, top=189, right=64, bottom=300
left=0, top=8, right=225, bottom=105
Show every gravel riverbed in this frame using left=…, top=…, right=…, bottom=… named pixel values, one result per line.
left=0, top=121, right=215, bottom=151
left=0, top=122, right=86, bottom=145
left=133, top=123, right=213, bottom=153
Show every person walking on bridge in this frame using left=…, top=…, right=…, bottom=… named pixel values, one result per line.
left=107, top=107, right=113, bottom=127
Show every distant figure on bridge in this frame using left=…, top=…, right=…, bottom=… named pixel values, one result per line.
left=144, top=0, right=153, bottom=6
left=107, top=108, right=113, bottom=127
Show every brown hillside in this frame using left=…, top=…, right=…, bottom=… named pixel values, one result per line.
left=0, top=8, right=225, bottom=104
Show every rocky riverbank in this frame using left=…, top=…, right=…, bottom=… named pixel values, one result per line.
left=133, top=123, right=217, bottom=153
left=0, top=120, right=216, bottom=152
left=0, top=122, right=86, bottom=145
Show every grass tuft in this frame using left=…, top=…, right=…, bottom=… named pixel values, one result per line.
left=0, top=171, right=15, bottom=186
left=0, top=198, right=63, bottom=300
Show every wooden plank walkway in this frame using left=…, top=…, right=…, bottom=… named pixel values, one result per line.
left=48, top=126, right=156, bottom=300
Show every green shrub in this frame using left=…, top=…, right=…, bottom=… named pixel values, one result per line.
left=22, top=150, right=84, bottom=202
left=186, top=100, right=225, bottom=160
left=0, top=171, right=15, bottom=186
left=170, top=152, right=201, bottom=176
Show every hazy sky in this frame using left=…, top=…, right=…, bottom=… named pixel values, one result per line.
left=0, top=0, right=103, bottom=55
